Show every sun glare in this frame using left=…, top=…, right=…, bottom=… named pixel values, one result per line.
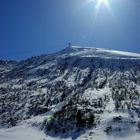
left=96, top=0, right=109, bottom=9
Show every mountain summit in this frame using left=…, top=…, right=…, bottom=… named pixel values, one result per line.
left=60, top=46, right=140, bottom=59
left=0, top=46, right=140, bottom=140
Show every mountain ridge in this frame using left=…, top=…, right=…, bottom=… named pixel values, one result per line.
left=59, top=45, right=140, bottom=59
left=1, top=46, right=140, bottom=62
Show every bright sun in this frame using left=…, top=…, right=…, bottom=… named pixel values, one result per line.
left=96, top=0, right=109, bottom=9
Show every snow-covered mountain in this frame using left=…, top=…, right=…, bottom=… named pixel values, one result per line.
left=0, top=46, right=140, bottom=140
left=0, top=60, right=17, bottom=75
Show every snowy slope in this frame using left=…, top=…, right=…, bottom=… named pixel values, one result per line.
left=0, top=124, right=140, bottom=140
left=0, top=46, right=140, bottom=140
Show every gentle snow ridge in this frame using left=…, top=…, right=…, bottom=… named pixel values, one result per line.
left=61, top=46, right=140, bottom=59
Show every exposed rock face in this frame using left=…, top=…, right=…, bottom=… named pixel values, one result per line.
left=0, top=46, right=140, bottom=138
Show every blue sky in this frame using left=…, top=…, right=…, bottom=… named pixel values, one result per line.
left=0, top=0, right=140, bottom=60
